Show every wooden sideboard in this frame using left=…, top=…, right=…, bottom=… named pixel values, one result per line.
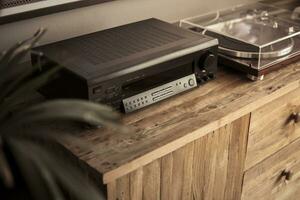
left=66, top=62, right=300, bottom=200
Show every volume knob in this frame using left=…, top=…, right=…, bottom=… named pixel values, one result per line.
left=203, top=53, right=216, bottom=68
left=188, top=78, right=195, bottom=86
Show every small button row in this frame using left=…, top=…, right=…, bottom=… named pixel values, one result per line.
left=125, top=99, right=149, bottom=106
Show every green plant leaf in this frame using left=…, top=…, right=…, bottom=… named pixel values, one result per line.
left=8, top=138, right=105, bottom=200
left=0, top=44, right=32, bottom=87
left=0, top=140, right=14, bottom=188
left=0, top=64, right=40, bottom=104
left=41, top=149, right=106, bottom=200
left=4, top=137, right=54, bottom=200
left=1, top=99, right=130, bottom=137
left=33, top=161, right=65, bottom=200
left=13, top=99, right=120, bottom=124
left=0, top=66, right=61, bottom=121
left=0, top=29, right=46, bottom=96
left=0, top=28, right=45, bottom=75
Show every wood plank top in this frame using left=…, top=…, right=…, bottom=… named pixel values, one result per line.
left=66, top=63, right=300, bottom=184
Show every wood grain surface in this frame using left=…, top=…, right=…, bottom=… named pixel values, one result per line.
left=65, top=62, right=300, bottom=183
left=245, top=87, right=300, bottom=170
left=242, top=137, right=300, bottom=200
left=107, top=115, right=250, bottom=200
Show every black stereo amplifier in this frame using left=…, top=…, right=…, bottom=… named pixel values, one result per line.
left=32, top=18, right=218, bottom=113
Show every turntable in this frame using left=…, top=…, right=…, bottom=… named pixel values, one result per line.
left=180, top=3, right=300, bottom=80
left=260, top=0, right=300, bottom=13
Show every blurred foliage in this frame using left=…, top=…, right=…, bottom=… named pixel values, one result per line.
left=0, top=29, right=126, bottom=200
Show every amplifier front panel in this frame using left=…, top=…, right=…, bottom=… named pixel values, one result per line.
left=122, top=74, right=197, bottom=113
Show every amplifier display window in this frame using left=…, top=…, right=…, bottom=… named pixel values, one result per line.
left=122, top=62, right=194, bottom=96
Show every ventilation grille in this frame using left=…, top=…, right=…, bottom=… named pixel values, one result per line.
left=0, top=0, right=43, bottom=9
left=62, top=23, right=184, bottom=65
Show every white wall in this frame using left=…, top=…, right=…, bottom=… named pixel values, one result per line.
left=0, top=0, right=257, bottom=55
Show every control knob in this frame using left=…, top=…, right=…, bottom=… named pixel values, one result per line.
left=203, top=53, right=216, bottom=68
left=188, top=78, right=195, bottom=86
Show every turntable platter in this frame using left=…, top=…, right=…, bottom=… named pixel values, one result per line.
left=205, top=12, right=295, bottom=59
left=217, top=37, right=294, bottom=59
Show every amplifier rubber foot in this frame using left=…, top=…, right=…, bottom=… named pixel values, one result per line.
left=247, top=74, right=264, bottom=81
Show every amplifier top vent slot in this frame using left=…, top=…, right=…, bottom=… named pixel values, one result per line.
left=0, top=0, right=42, bottom=9
left=63, top=24, right=184, bottom=65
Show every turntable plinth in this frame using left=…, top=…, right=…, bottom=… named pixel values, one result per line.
left=65, top=61, right=300, bottom=199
